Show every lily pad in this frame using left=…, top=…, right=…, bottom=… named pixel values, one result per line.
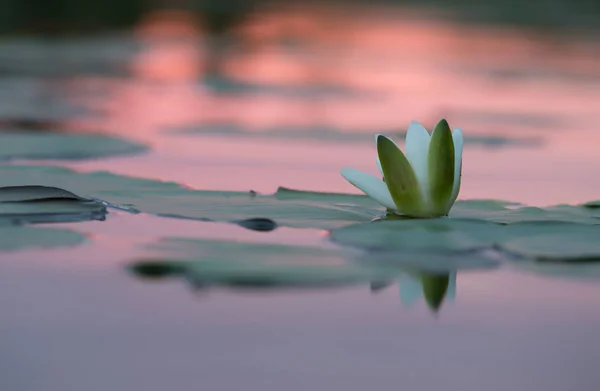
left=0, top=225, right=85, bottom=251
left=2, top=165, right=599, bottom=231
left=0, top=185, right=86, bottom=202
left=329, top=219, right=502, bottom=252
left=0, top=165, right=380, bottom=229
left=130, top=238, right=402, bottom=289
left=0, top=131, right=147, bottom=161
left=0, top=185, right=107, bottom=224
left=451, top=201, right=600, bottom=225
left=331, top=219, right=600, bottom=270
left=500, top=227, right=600, bottom=262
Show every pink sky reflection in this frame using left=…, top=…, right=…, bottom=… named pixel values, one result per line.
left=62, top=5, right=600, bottom=206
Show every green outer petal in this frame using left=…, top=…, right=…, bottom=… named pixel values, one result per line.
left=428, top=119, right=455, bottom=215
left=376, top=135, right=423, bottom=215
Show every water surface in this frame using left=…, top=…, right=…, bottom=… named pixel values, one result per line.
left=1, top=5, right=600, bottom=391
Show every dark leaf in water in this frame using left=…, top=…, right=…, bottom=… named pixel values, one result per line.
left=582, top=201, right=600, bottom=209
left=234, top=217, right=278, bottom=232
left=369, top=280, right=394, bottom=293
left=128, top=260, right=185, bottom=279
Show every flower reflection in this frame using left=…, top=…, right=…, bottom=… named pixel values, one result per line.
left=399, top=272, right=456, bottom=312
left=371, top=271, right=456, bottom=312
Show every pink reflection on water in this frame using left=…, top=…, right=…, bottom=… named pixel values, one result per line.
left=63, top=5, right=600, bottom=206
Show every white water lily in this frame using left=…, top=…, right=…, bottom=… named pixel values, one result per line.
left=341, top=119, right=463, bottom=218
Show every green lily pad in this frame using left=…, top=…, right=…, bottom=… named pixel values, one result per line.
left=0, top=185, right=107, bottom=224
left=130, top=238, right=402, bottom=289
left=0, top=225, right=85, bottom=251
left=0, top=185, right=85, bottom=202
left=2, top=165, right=599, bottom=232
left=451, top=202, right=600, bottom=225
left=0, top=131, right=147, bottom=161
left=0, top=165, right=381, bottom=229
left=331, top=219, right=600, bottom=269
left=500, top=226, right=600, bottom=262
left=330, top=219, right=501, bottom=252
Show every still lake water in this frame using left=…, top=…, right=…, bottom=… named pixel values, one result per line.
left=2, top=5, right=600, bottom=390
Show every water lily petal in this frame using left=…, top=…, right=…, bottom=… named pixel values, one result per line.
left=448, top=128, right=463, bottom=209
left=428, top=119, right=455, bottom=215
left=340, top=168, right=396, bottom=210
left=405, top=120, right=431, bottom=203
left=377, top=135, right=423, bottom=215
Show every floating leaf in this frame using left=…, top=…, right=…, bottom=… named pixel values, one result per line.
left=500, top=227, right=600, bottom=263
left=451, top=201, right=600, bottom=225
left=0, top=185, right=106, bottom=224
left=0, top=185, right=85, bottom=202
left=4, top=164, right=600, bottom=232
left=0, top=131, right=147, bottom=161
left=0, top=165, right=381, bottom=229
left=330, top=219, right=500, bottom=252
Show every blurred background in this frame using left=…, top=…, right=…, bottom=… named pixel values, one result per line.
left=2, top=0, right=600, bottom=203
left=3, top=0, right=600, bottom=34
